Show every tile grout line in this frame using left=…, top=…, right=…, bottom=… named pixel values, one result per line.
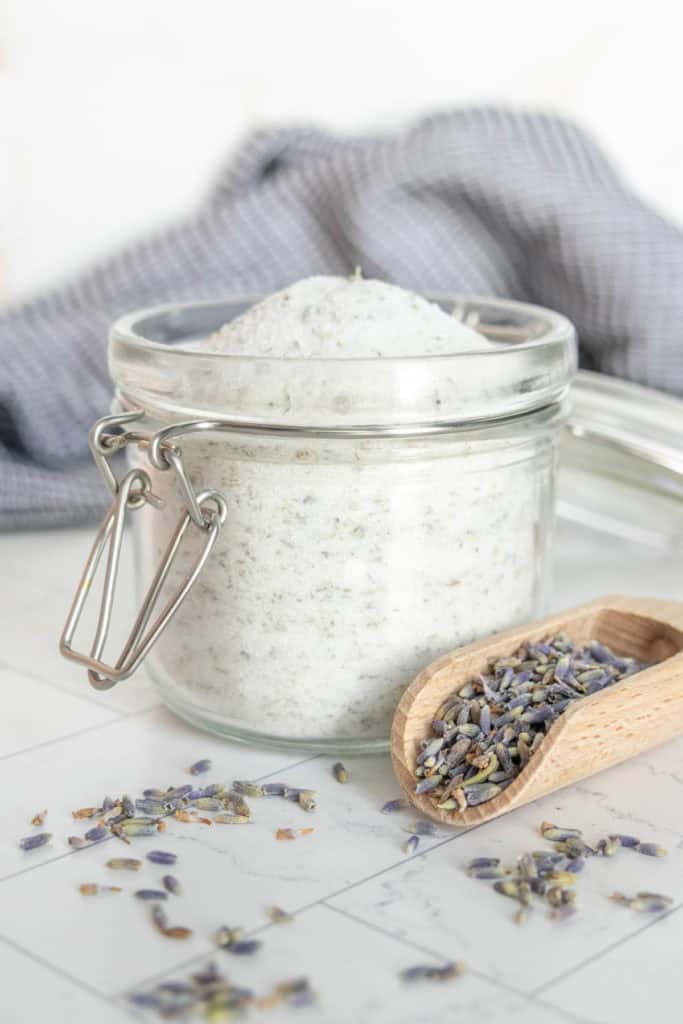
left=530, top=901, right=683, bottom=998
left=0, top=703, right=161, bottom=763
left=0, top=932, right=120, bottom=1012
left=0, top=653, right=143, bottom=717
left=114, top=823, right=480, bottom=996
left=322, top=903, right=594, bottom=1023
left=322, top=902, right=527, bottom=994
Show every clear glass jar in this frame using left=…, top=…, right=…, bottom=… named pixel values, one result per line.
left=104, top=296, right=575, bottom=752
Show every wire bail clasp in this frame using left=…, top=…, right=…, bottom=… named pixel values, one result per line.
left=60, top=410, right=227, bottom=690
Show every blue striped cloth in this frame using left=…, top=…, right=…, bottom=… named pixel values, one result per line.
left=1, top=109, right=682, bottom=529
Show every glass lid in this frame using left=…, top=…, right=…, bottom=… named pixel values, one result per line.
left=560, top=370, right=683, bottom=551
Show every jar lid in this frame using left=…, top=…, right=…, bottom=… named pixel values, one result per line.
left=110, top=296, right=576, bottom=434
left=560, top=370, right=683, bottom=549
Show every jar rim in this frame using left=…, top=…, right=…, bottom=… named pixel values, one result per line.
left=112, top=293, right=575, bottom=364
left=109, top=294, right=576, bottom=430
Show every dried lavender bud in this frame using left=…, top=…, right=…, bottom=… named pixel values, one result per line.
left=189, top=759, right=212, bottom=775
left=261, top=782, right=286, bottom=797
left=135, top=889, right=168, bottom=901
left=381, top=798, right=409, bottom=814
left=267, top=906, right=293, bottom=924
left=192, top=798, right=224, bottom=811
left=135, top=798, right=175, bottom=815
left=79, top=883, right=121, bottom=895
left=197, top=784, right=224, bottom=798
left=84, top=826, right=108, bottom=843
left=121, top=795, right=136, bottom=817
left=415, top=637, right=647, bottom=809
left=466, top=857, right=500, bottom=870
left=19, top=832, right=52, bottom=851
left=464, top=783, right=501, bottom=806
left=400, top=962, right=465, bottom=983
left=233, top=780, right=264, bottom=797
left=116, top=819, right=159, bottom=836
left=610, top=891, right=673, bottom=912
left=332, top=762, right=348, bottom=783
left=297, top=790, right=317, bottom=813
left=608, top=833, right=640, bottom=848
left=467, top=865, right=505, bottom=879
left=230, top=940, right=261, bottom=956
left=166, top=784, right=194, bottom=800
left=147, top=850, right=177, bottom=866
left=162, top=875, right=182, bottom=895
left=106, top=858, right=142, bottom=871
left=541, top=822, right=583, bottom=842
left=404, top=835, right=420, bottom=855
left=636, top=842, right=667, bottom=858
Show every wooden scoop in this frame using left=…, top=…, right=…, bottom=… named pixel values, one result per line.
left=391, top=595, right=683, bottom=827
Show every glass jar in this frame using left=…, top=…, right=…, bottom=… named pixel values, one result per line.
left=63, top=296, right=576, bottom=752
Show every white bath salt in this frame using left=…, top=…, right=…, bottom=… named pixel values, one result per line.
left=136, top=275, right=546, bottom=743
left=204, top=274, right=495, bottom=358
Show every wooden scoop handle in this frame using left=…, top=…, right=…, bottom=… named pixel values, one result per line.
left=391, top=594, right=683, bottom=827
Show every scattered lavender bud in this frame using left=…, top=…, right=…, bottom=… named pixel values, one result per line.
left=189, top=759, right=212, bottom=775
left=332, top=762, right=348, bottom=784
left=610, top=891, right=673, bottom=912
left=267, top=905, right=293, bottom=924
left=636, top=843, right=667, bottom=858
left=401, top=962, right=465, bottom=983
left=162, top=875, right=182, bottom=895
left=466, top=857, right=500, bottom=870
left=135, top=889, right=168, bottom=901
left=166, top=785, right=194, bottom=800
left=261, top=782, right=286, bottom=797
left=107, top=857, right=142, bottom=871
left=404, top=835, right=420, bottom=855
left=147, top=850, right=177, bottom=866
left=192, top=798, right=224, bottom=811
left=297, top=790, right=317, bottom=813
left=84, top=825, right=108, bottom=843
left=608, top=833, right=640, bottom=848
left=19, top=832, right=52, bottom=851
left=230, top=940, right=261, bottom=956
left=79, top=883, right=122, bottom=895
left=197, top=783, right=224, bottom=798
left=233, top=780, right=264, bottom=797
left=381, top=798, right=409, bottom=814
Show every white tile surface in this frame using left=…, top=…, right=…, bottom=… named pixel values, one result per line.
left=0, top=523, right=682, bottom=1023
left=329, top=739, right=683, bottom=994
left=0, top=707, right=301, bottom=882
left=0, top=665, right=118, bottom=759
left=0, top=939, right=129, bottom=1024
left=0, top=529, right=161, bottom=715
left=118, top=904, right=582, bottom=1024
left=542, top=905, right=683, bottom=1021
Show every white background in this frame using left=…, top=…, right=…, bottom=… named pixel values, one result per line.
left=1, top=0, right=682, bottom=304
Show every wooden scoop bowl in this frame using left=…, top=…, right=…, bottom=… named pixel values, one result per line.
left=391, top=595, right=683, bottom=827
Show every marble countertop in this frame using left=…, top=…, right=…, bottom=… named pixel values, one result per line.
left=0, top=523, right=681, bottom=1024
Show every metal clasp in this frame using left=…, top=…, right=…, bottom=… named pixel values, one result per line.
left=60, top=410, right=228, bottom=690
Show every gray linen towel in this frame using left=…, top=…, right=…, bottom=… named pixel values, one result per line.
left=1, top=108, right=682, bottom=530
